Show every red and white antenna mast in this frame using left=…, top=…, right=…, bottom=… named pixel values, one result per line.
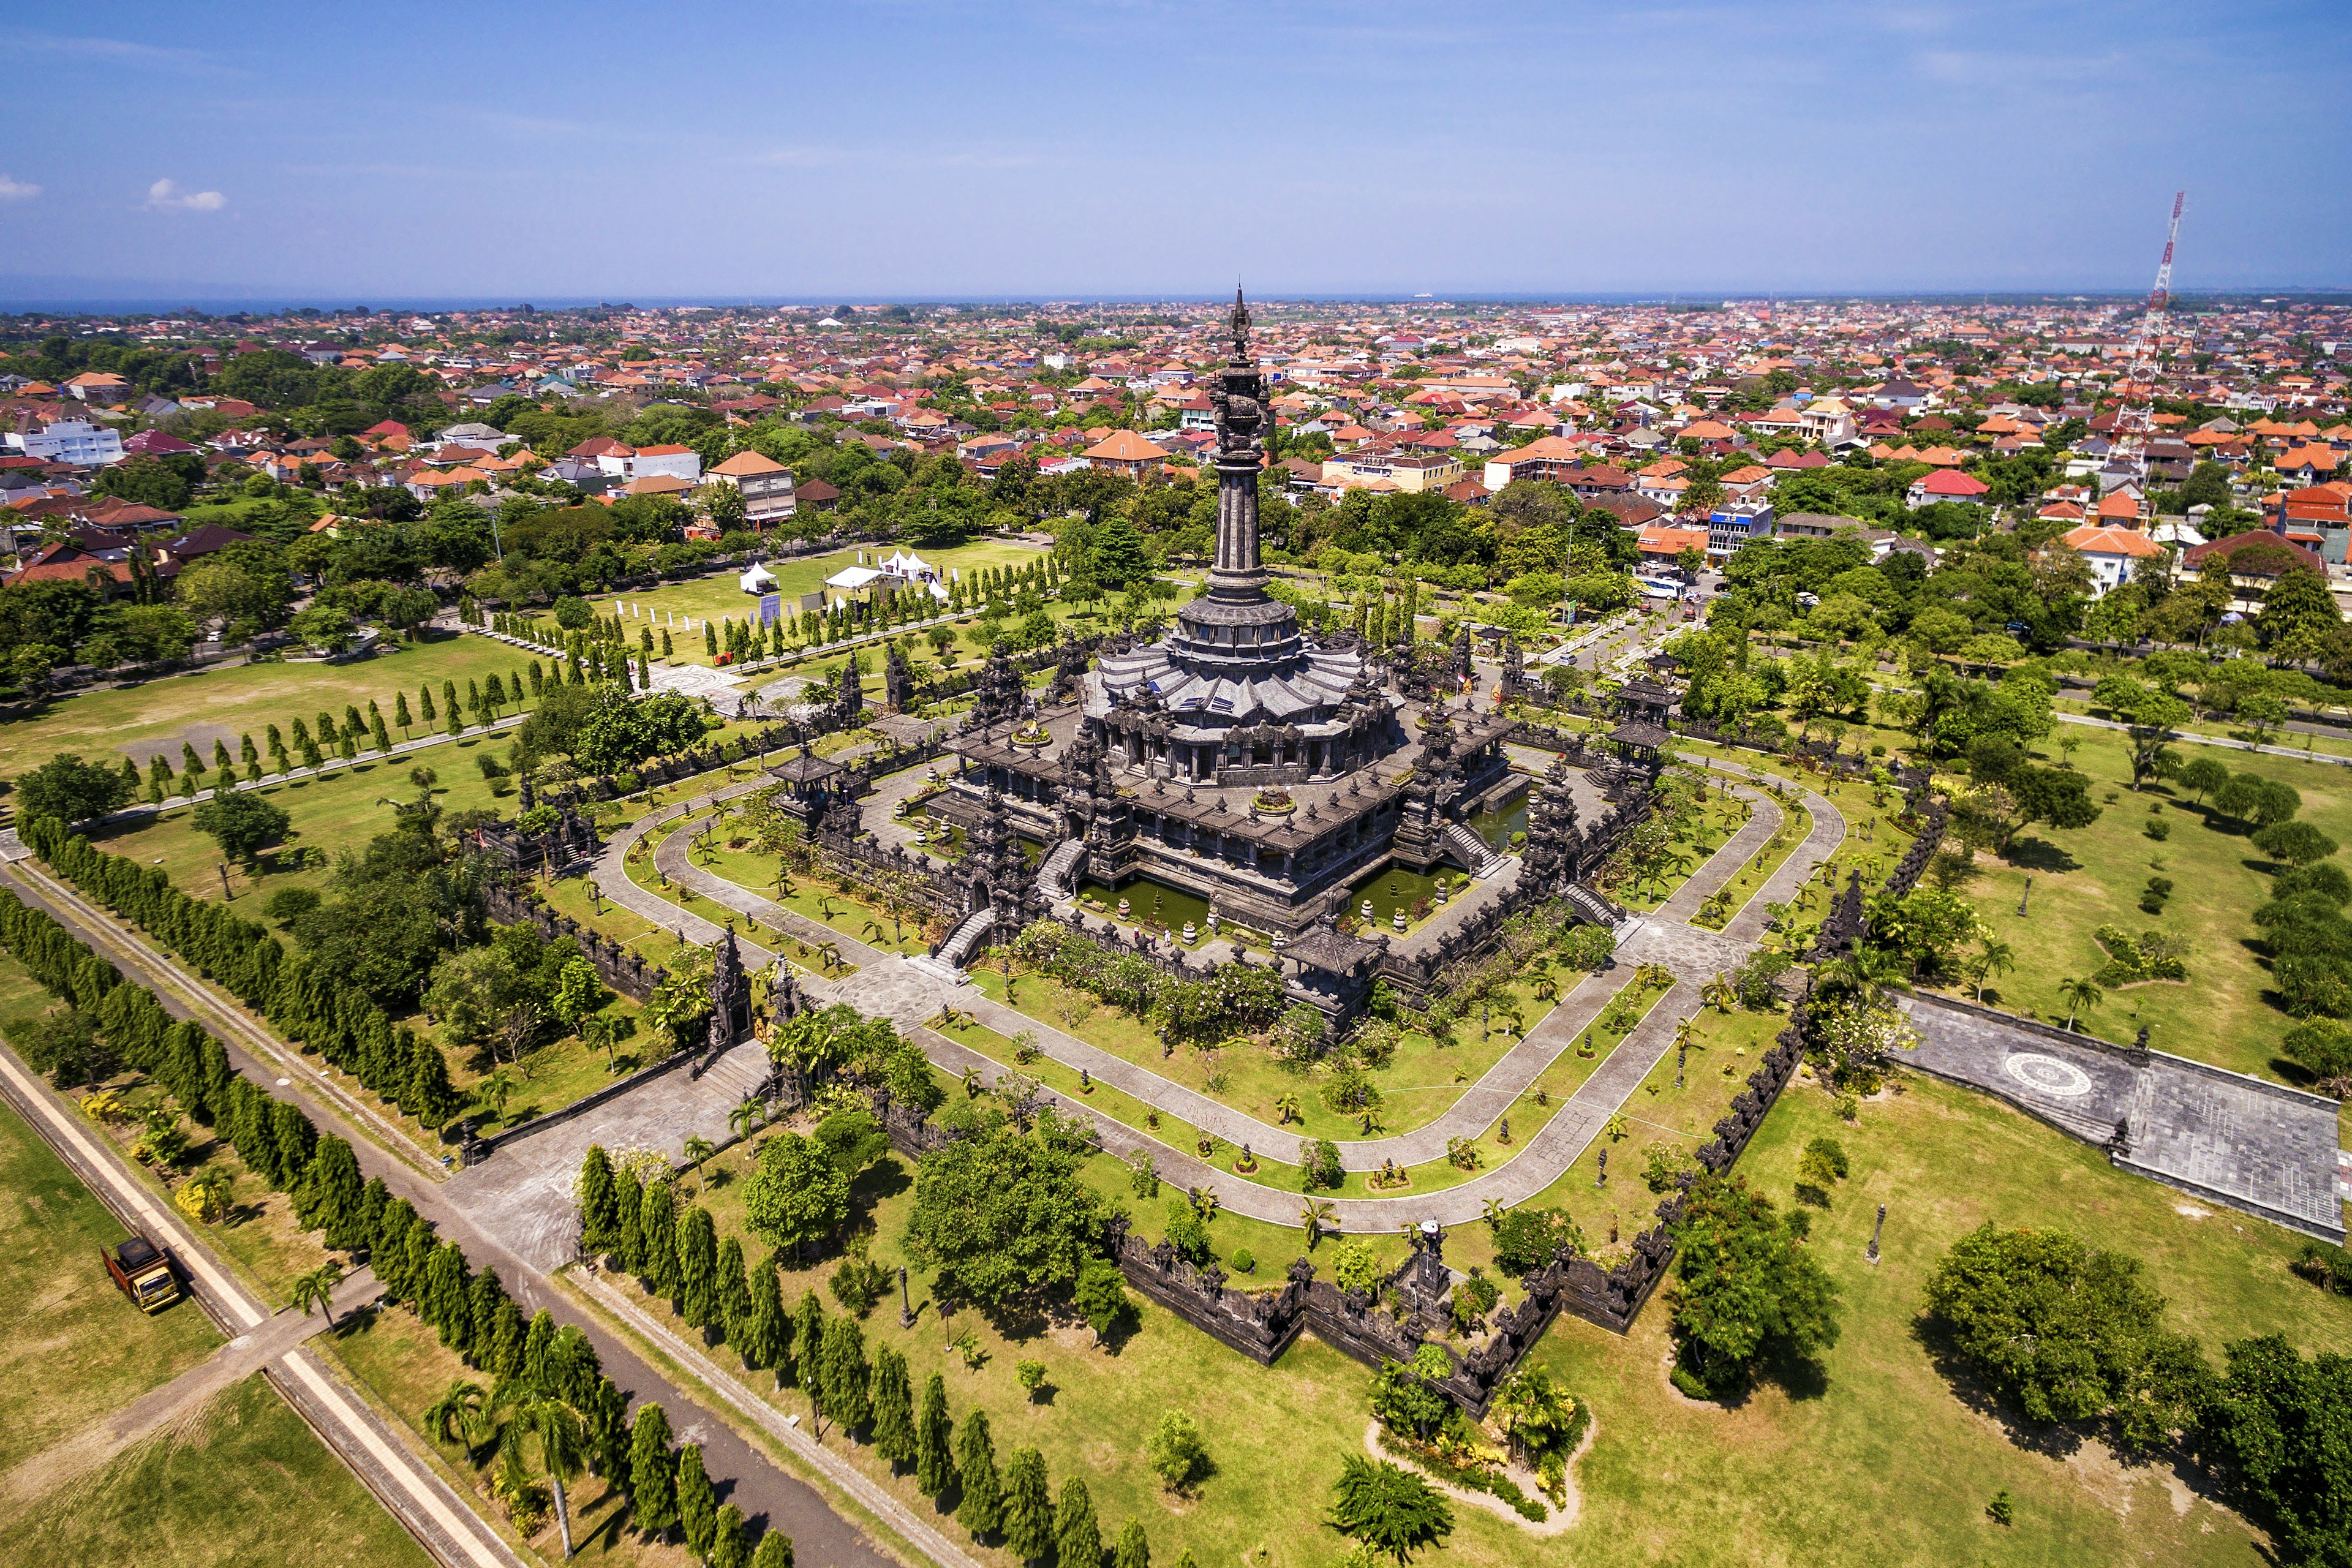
left=2114, top=190, right=2186, bottom=466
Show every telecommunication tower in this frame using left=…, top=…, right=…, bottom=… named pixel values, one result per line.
left=2113, top=190, right=2187, bottom=468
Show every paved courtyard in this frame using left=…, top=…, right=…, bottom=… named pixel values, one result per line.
left=1901, top=990, right=2345, bottom=1241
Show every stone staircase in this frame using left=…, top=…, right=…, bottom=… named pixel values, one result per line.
left=1443, top=821, right=1503, bottom=878
left=1564, top=880, right=1628, bottom=929
left=1038, top=839, right=1085, bottom=902
left=697, top=1040, right=774, bottom=1105
left=935, top=907, right=997, bottom=969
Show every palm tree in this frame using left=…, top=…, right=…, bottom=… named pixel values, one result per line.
left=423, top=1379, right=492, bottom=1461
left=2057, top=975, right=2104, bottom=1033
left=1970, top=938, right=2015, bottom=1003
left=728, top=1098, right=767, bottom=1144
left=494, top=1386, right=588, bottom=1558
left=290, top=1261, right=344, bottom=1327
left=683, top=1136, right=717, bottom=1194
left=1480, top=1197, right=1508, bottom=1229
left=479, top=1066, right=518, bottom=1125
left=1300, top=1200, right=1338, bottom=1250
left=1273, top=1093, right=1301, bottom=1126
left=581, top=1013, right=620, bottom=1074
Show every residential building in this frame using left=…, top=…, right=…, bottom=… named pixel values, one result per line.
left=631, top=444, right=703, bottom=483
left=2061, top=523, right=2166, bottom=597
left=7, top=418, right=124, bottom=466
left=706, top=449, right=797, bottom=526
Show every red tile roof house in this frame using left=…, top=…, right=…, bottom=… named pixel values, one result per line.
left=1078, top=429, right=1167, bottom=479
left=1905, top=468, right=1990, bottom=509
left=2060, top=523, right=2166, bottom=597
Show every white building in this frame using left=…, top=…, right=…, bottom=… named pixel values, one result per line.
left=630, top=444, right=703, bottom=483
left=7, top=418, right=124, bottom=466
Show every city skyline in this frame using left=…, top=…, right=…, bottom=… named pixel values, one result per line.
left=2, top=1, right=2347, bottom=305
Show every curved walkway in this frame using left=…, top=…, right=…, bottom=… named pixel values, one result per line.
left=605, top=755, right=1852, bottom=1227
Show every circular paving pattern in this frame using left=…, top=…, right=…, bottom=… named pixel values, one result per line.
left=2002, top=1052, right=2094, bottom=1098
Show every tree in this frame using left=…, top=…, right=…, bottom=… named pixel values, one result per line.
left=628, top=1402, right=679, bottom=1537
left=578, top=1145, right=620, bottom=1254
left=752, top=1531, right=796, bottom=1568
left=2199, top=1335, right=2352, bottom=1567
left=190, top=789, right=292, bottom=865
left=2176, top=754, right=2231, bottom=803
left=498, top=1386, right=589, bottom=1558
left=710, top=1506, right=750, bottom=1568
left=2261, top=566, right=2341, bottom=652
left=741, top=1131, right=850, bottom=1261
left=2217, top=772, right=2303, bottom=829
left=818, top=1314, right=872, bottom=1434
left=915, top=1372, right=955, bottom=1495
left=1327, top=1455, right=1453, bottom=1567
left=1924, top=1223, right=2209, bottom=1450
left=1666, top=1172, right=1841, bottom=1396
left=1055, top=1476, right=1102, bottom=1568
left=2257, top=821, right=2342, bottom=869
left=13, top=753, right=132, bottom=828
left=679, top=1205, right=720, bottom=1329
left=1002, top=1446, right=1055, bottom=1563
left=1146, top=1409, right=1208, bottom=1493
left=1113, top=1520, right=1151, bottom=1568
left=1072, top=1257, right=1132, bottom=1343
left=288, top=605, right=357, bottom=655
left=902, top=1126, right=1107, bottom=1304
left=290, top=1261, right=344, bottom=1325
left=870, top=1346, right=916, bottom=1466
left=2091, top=676, right=2190, bottom=790
left=956, top=1408, right=1002, bottom=1536
left=677, top=1442, right=718, bottom=1561
left=2057, top=974, right=2104, bottom=1033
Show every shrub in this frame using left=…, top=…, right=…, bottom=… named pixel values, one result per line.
left=1163, top=1196, right=1212, bottom=1265
left=1492, top=1207, right=1581, bottom=1276
left=2139, top=876, right=2173, bottom=915
left=1987, top=1490, right=2015, bottom=1526
left=1147, top=1409, right=1210, bottom=1492
left=1016, top=1359, right=1046, bottom=1395
left=1330, top=1237, right=1384, bottom=1297
left=2144, top=816, right=2171, bottom=841
left=2092, top=925, right=2189, bottom=986
left=1230, top=1247, right=1254, bottom=1274
left=1299, top=1137, right=1343, bottom=1191
left=829, top=1255, right=891, bottom=1316
left=262, top=885, right=322, bottom=922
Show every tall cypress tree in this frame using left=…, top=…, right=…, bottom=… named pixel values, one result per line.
left=614, top=1170, right=647, bottom=1273
left=956, top=1409, right=1002, bottom=1537
left=629, top=1403, right=679, bottom=1536
left=677, top=1442, right=717, bottom=1561
left=870, top=1345, right=914, bottom=1467
left=915, top=1373, right=954, bottom=1496
left=486, top=1297, right=526, bottom=1382
left=790, top=1291, right=826, bottom=1393
left=523, top=1308, right=558, bottom=1389
left=679, top=1207, right=718, bottom=1329
left=640, top=1181, right=680, bottom=1300
left=1002, top=1447, right=1054, bottom=1563
left=303, top=1135, right=366, bottom=1248
left=407, top=1035, right=462, bottom=1127
left=744, top=1262, right=786, bottom=1381
left=1114, top=1520, right=1150, bottom=1568
left=578, top=1145, right=619, bottom=1254
left=467, top=1267, right=508, bottom=1361
left=819, top=1314, right=870, bottom=1434
left=715, top=1235, right=753, bottom=1348
left=1055, top=1477, right=1101, bottom=1568
left=373, top=1197, right=420, bottom=1299
left=751, top=1530, right=794, bottom=1568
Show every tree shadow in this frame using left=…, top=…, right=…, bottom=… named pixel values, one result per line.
left=2005, top=837, right=2081, bottom=874
left=1908, top=1314, right=2087, bottom=1458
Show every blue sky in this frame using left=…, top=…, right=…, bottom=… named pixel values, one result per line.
left=0, top=2, right=2344, bottom=304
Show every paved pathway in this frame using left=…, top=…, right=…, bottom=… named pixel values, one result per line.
left=1900, top=989, right=2345, bottom=1240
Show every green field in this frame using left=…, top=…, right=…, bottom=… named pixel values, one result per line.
left=580, top=538, right=1056, bottom=667
left=0, top=1371, right=434, bottom=1567
left=0, top=1095, right=221, bottom=1476
left=0, top=631, right=539, bottom=783
left=1929, top=724, right=2352, bottom=1083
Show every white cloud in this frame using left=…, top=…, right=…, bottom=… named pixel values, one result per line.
left=145, top=178, right=225, bottom=213
left=0, top=174, right=39, bottom=202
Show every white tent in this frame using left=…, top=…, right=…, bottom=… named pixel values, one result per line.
left=738, top=564, right=778, bottom=594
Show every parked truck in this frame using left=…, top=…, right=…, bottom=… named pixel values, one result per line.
left=102, top=1235, right=182, bottom=1313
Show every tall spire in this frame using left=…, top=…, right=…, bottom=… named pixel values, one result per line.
left=1228, top=285, right=1251, bottom=365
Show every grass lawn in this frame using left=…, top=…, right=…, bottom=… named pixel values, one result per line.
left=959, top=963, right=1574, bottom=1145
left=1931, top=723, right=2352, bottom=1082
left=577, top=539, right=1055, bottom=668
left=0, top=1371, right=435, bottom=1566
left=0, top=630, right=541, bottom=782
left=79, top=731, right=519, bottom=927
left=0, top=1094, right=221, bottom=1475
left=1517, top=1068, right=2352, bottom=1567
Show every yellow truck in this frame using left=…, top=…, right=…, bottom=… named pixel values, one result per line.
left=102, top=1235, right=182, bottom=1314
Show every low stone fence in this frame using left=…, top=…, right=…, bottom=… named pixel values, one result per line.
left=484, top=882, right=669, bottom=1001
